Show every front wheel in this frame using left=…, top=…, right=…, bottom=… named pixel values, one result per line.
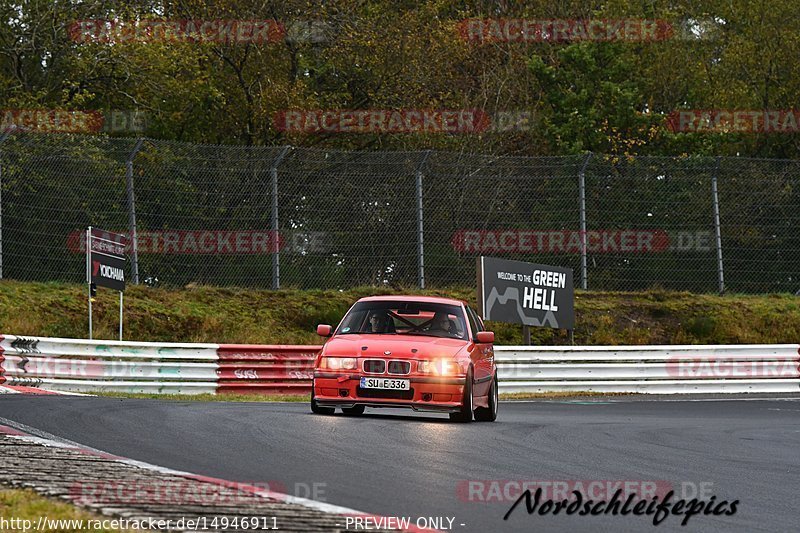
left=449, top=368, right=473, bottom=423
left=310, top=379, right=334, bottom=415
left=474, top=372, right=498, bottom=422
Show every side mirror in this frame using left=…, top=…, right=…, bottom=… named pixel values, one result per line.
left=476, top=331, right=494, bottom=344
left=316, top=324, right=333, bottom=337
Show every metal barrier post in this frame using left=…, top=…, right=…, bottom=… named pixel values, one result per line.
left=126, top=139, right=144, bottom=284
left=415, top=150, right=432, bottom=289
left=0, top=129, right=13, bottom=279
left=711, top=157, right=725, bottom=294
left=271, top=146, right=291, bottom=290
left=578, top=153, right=593, bottom=290
left=87, top=226, right=92, bottom=339
left=119, top=291, right=124, bottom=340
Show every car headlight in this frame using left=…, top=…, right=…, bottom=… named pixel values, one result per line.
left=417, top=359, right=461, bottom=375
left=321, top=357, right=357, bottom=370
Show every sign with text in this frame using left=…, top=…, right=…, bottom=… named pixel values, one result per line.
left=477, top=257, right=574, bottom=329
left=89, top=228, right=127, bottom=291
left=91, top=254, right=126, bottom=291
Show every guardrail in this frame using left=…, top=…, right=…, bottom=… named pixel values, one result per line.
left=217, top=344, right=318, bottom=395
left=0, top=335, right=320, bottom=395
left=495, top=345, right=800, bottom=394
left=1, top=335, right=797, bottom=395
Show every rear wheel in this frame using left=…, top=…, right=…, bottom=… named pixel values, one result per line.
left=310, top=379, right=334, bottom=415
left=449, top=367, right=473, bottom=423
left=342, top=405, right=365, bottom=416
left=474, top=372, right=498, bottom=422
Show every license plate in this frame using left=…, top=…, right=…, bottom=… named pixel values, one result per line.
left=359, top=377, right=410, bottom=390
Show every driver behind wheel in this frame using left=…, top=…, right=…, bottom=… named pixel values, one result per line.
left=429, top=311, right=454, bottom=335
left=368, top=311, right=393, bottom=333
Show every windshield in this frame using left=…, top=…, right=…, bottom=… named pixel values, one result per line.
left=337, top=300, right=468, bottom=340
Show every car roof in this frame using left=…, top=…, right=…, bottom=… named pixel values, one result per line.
left=357, top=294, right=467, bottom=307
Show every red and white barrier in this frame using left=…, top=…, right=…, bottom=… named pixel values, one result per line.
left=216, top=345, right=318, bottom=394
left=1, top=335, right=798, bottom=395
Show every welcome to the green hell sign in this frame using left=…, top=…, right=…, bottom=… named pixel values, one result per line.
left=496, top=269, right=567, bottom=311
left=480, top=257, right=574, bottom=330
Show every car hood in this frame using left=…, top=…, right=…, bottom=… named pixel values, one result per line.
left=323, top=333, right=468, bottom=359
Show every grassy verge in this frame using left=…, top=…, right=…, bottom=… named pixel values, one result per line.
left=0, top=488, right=130, bottom=532
left=1, top=280, right=799, bottom=345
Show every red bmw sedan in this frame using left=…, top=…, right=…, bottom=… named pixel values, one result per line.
left=311, top=295, right=497, bottom=422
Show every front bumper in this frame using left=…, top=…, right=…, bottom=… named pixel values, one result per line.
left=313, top=371, right=467, bottom=413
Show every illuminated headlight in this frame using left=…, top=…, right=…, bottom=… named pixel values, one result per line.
left=417, top=359, right=461, bottom=376
left=321, top=357, right=357, bottom=370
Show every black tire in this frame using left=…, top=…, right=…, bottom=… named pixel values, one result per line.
left=474, top=372, right=498, bottom=422
left=310, top=379, right=334, bottom=415
left=342, top=405, right=365, bottom=416
left=449, top=367, right=474, bottom=423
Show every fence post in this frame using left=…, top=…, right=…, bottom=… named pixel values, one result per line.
left=125, top=138, right=144, bottom=284
left=711, top=156, right=725, bottom=294
left=0, top=129, right=14, bottom=280
left=271, top=146, right=291, bottom=290
left=578, top=152, right=593, bottom=290
left=415, top=150, right=432, bottom=289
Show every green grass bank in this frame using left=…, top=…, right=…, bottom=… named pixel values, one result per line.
left=1, top=280, right=798, bottom=345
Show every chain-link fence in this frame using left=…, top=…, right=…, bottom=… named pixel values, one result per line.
left=1, top=132, right=799, bottom=293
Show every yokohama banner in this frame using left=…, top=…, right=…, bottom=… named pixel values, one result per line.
left=88, top=228, right=127, bottom=291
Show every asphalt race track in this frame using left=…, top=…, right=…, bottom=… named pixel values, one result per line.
left=1, top=395, right=798, bottom=533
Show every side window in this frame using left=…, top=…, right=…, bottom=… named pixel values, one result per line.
left=475, top=309, right=486, bottom=331
left=466, top=307, right=482, bottom=338
left=450, top=313, right=467, bottom=337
